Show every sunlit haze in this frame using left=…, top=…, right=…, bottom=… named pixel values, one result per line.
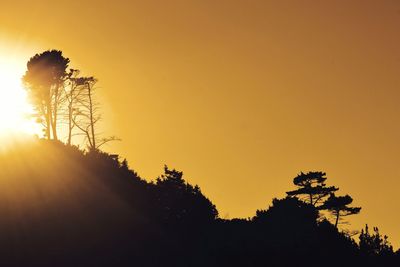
left=1, top=0, right=400, bottom=249
left=0, top=52, right=40, bottom=139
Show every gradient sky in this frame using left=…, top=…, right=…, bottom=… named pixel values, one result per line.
left=1, top=0, right=400, bottom=246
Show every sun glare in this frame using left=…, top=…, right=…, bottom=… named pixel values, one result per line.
left=0, top=58, right=41, bottom=140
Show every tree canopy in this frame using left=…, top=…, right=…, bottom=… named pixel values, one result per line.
left=23, top=50, right=70, bottom=140
left=319, top=193, right=361, bottom=228
left=286, top=171, right=338, bottom=206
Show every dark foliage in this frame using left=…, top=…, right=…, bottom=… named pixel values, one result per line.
left=154, top=166, right=218, bottom=228
left=319, top=193, right=361, bottom=228
left=0, top=140, right=397, bottom=267
left=359, top=225, right=394, bottom=255
left=286, top=171, right=338, bottom=206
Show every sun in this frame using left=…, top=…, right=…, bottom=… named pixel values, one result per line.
left=0, top=58, right=41, bottom=138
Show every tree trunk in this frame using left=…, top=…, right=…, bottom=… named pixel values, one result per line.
left=51, top=86, right=59, bottom=141
left=67, top=82, right=77, bottom=145
left=45, top=96, right=52, bottom=140
left=45, top=110, right=51, bottom=140
left=334, top=211, right=340, bottom=228
left=67, top=103, right=72, bottom=145
left=88, top=83, right=96, bottom=150
left=51, top=117, right=57, bottom=141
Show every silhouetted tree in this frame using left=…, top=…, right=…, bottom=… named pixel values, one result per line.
left=23, top=50, right=70, bottom=140
left=72, top=76, right=119, bottom=150
left=254, top=197, right=318, bottom=225
left=319, top=193, right=361, bottom=228
left=155, top=166, right=218, bottom=228
left=254, top=197, right=319, bottom=243
left=286, top=171, right=338, bottom=206
left=359, top=225, right=393, bottom=256
left=63, top=69, right=86, bottom=145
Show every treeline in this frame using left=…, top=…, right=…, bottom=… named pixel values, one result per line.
left=0, top=140, right=398, bottom=267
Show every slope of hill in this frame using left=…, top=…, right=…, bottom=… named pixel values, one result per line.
left=0, top=140, right=397, bottom=266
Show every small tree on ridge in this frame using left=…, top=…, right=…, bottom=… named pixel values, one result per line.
left=319, top=193, right=361, bottom=228
left=286, top=171, right=338, bottom=207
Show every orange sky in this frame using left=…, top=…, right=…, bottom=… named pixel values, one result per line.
left=1, top=0, right=400, bottom=246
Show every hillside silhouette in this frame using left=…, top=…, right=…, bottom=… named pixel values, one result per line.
left=0, top=139, right=398, bottom=267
